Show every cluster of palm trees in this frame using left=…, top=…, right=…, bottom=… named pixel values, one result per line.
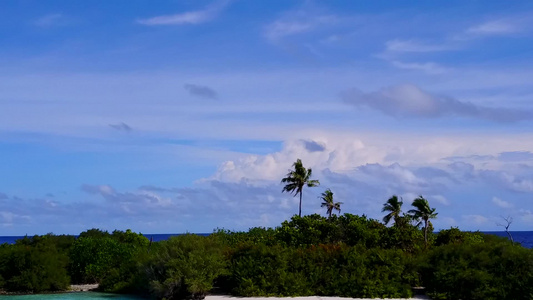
left=382, top=195, right=438, bottom=245
left=281, top=158, right=343, bottom=218
left=281, top=159, right=438, bottom=245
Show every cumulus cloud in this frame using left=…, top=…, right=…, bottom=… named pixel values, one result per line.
left=109, top=122, right=132, bottom=132
left=492, top=196, right=513, bottom=208
left=480, top=170, right=533, bottom=193
left=137, top=0, right=230, bottom=25
left=5, top=131, right=533, bottom=234
left=184, top=84, right=218, bottom=99
left=341, top=84, right=532, bottom=122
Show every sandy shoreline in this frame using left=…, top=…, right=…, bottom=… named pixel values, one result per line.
left=69, top=284, right=99, bottom=292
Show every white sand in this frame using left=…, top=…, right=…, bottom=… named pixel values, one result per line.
left=206, top=295, right=430, bottom=300
left=69, top=284, right=99, bottom=292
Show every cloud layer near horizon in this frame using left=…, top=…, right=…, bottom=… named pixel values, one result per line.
left=3, top=133, right=533, bottom=234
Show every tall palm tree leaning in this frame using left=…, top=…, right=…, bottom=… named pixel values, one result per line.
left=320, top=189, right=342, bottom=218
left=382, top=195, right=403, bottom=226
left=281, top=158, right=320, bottom=217
left=408, top=196, right=438, bottom=247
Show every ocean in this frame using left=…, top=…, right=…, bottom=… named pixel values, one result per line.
left=483, top=231, right=533, bottom=249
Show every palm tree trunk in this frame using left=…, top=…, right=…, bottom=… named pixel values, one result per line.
left=424, top=220, right=428, bottom=248
left=299, top=191, right=302, bottom=217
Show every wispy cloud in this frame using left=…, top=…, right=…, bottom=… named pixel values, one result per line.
left=264, top=6, right=340, bottom=42
left=462, top=214, right=489, bottom=225
left=391, top=60, right=449, bottom=74
left=34, top=13, right=65, bottom=27
left=466, top=20, right=518, bottom=36
left=266, top=21, right=313, bottom=40
left=184, top=84, right=218, bottom=99
left=109, top=122, right=132, bottom=132
left=137, top=0, right=230, bottom=26
left=385, top=39, right=453, bottom=53
left=341, top=84, right=532, bottom=122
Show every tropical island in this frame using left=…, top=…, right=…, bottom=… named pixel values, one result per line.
left=1, top=160, right=532, bottom=300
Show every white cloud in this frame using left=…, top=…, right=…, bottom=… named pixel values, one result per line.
left=481, top=171, right=533, bottom=193
left=264, top=7, right=339, bottom=41
left=432, top=195, right=450, bottom=206
left=391, top=61, right=449, bottom=74
left=462, top=214, right=489, bottom=225
left=492, top=196, right=513, bottom=208
left=4, top=131, right=533, bottom=233
left=385, top=39, right=453, bottom=53
left=137, top=1, right=230, bottom=26
left=466, top=20, right=517, bottom=36
left=265, top=21, right=313, bottom=40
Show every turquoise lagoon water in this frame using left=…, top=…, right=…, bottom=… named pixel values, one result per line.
left=0, top=292, right=144, bottom=299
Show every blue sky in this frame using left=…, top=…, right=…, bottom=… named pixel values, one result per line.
left=2, top=1, right=533, bottom=235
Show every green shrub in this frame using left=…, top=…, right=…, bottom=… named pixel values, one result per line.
left=140, top=234, right=227, bottom=300
left=226, top=242, right=414, bottom=298
left=421, top=241, right=533, bottom=300
left=0, top=236, right=70, bottom=292
left=69, top=229, right=150, bottom=293
left=435, top=227, right=484, bottom=246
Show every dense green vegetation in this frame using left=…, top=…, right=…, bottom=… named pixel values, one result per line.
left=0, top=215, right=531, bottom=299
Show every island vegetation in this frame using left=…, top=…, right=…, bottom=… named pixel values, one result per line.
left=0, top=159, right=532, bottom=300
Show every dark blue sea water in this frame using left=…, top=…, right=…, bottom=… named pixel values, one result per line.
left=483, top=231, right=533, bottom=249
left=1, top=232, right=532, bottom=248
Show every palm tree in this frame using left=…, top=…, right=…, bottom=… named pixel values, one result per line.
left=320, top=189, right=343, bottom=218
left=281, top=158, right=320, bottom=217
left=382, top=195, right=403, bottom=226
left=408, top=196, right=438, bottom=247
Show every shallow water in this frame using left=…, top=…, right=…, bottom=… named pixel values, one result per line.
left=0, top=292, right=145, bottom=299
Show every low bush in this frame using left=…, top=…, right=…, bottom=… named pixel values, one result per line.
left=226, top=242, right=414, bottom=298
left=140, top=234, right=227, bottom=300
left=0, top=236, right=70, bottom=293
left=421, top=241, right=533, bottom=300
